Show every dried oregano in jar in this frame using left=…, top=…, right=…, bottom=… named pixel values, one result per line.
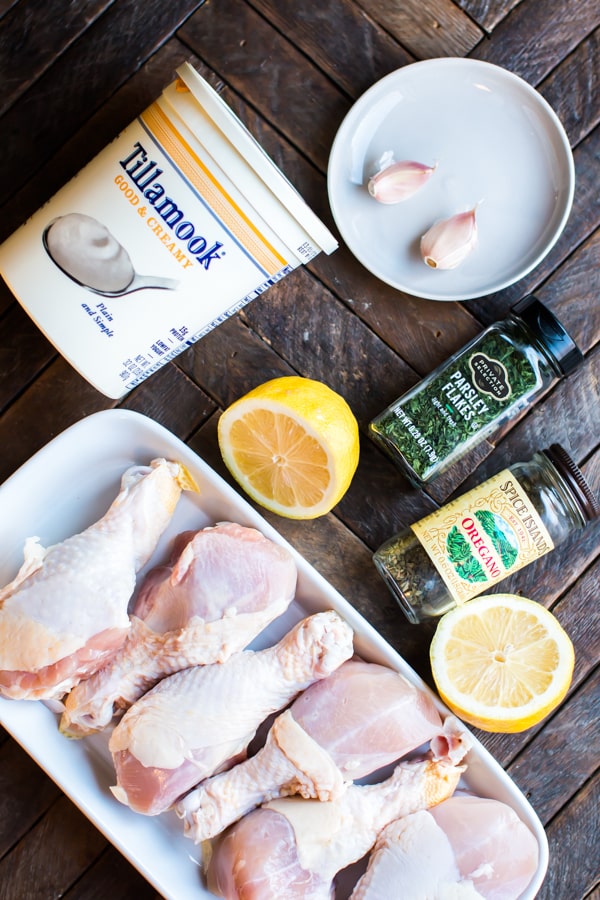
left=374, top=445, right=600, bottom=623
left=369, top=296, right=582, bottom=486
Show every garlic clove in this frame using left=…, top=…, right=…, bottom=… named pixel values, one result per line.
left=368, top=159, right=436, bottom=204
left=420, top=208, right=478, bottom=270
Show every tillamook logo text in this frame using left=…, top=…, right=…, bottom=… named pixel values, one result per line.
left=120, top=142, right=224, bottom=270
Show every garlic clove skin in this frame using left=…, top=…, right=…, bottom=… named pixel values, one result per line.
left=368, top=160, right=436, bottom=204
left=420, top=208, right=478, bottom=270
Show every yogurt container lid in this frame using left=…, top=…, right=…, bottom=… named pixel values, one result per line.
left=176, top=63, right=338, bottom=256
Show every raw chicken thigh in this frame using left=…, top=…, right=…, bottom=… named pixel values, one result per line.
left=0, top=459, right=188, bottom=701
left=132, top=522, right=296, bottom=630
left=109, top=610, right=354, bottom=815
left=350, top=794, right=539, bottom=899
left=178, top=658, right=444, bottom=842
left=349, top=812, right=482, bottom=899
left=206, top=733, right=471, bottom=900
left=61, top=522, right=297, bottom=736
left=431, top=794, right=539, bottom=899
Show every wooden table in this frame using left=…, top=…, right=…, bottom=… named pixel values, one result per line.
left=0, top=1, right=598, bottom=897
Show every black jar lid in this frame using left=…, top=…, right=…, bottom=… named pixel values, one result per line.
left=542, top=444, right=600, bottom=521
left=511, top=295, right=583, bottom=375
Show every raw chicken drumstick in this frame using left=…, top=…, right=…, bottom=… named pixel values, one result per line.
left=109, top=610, right=354, bottom=815
left=349, top=794, right=539, bottom=900
left=0, top=459, right=190, bottom=701
left=206, top=729, right=472, bottom=900
left=61, top=522, right=298, bottom=736
left=177, top=658, right=445, bottom=842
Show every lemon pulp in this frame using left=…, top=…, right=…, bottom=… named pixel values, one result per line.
left=430, top=594, right=574, bottom=733
left=218, top=376, right=359, bottom=519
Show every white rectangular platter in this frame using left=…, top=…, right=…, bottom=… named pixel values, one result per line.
left=0, top=409, right=548, bottom=899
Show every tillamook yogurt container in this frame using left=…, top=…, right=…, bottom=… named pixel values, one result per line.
left=0, top=63, right=338, bottom=398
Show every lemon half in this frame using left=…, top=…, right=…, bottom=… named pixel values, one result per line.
left=217, top=376, right=360, bottom=519
left=430, top=594, right=574, bottom=733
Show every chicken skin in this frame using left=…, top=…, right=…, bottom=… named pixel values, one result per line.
left=61, top=522, right=297, bottom=736
left=109, top=610, right=354, bottom=815
left=350, top=794, right=539, bottom=899
left=0, top=459, right=189, bottom=701
left=206, top=734, right=471, bottom=900
left=177, top=658, right=445, bottom=842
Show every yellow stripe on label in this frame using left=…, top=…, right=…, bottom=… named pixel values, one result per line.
left=141, top=102, right=287, bottom=275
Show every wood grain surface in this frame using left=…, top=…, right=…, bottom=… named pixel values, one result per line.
left=0, top=1, right=598, bottom=898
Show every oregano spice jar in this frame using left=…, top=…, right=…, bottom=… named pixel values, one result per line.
left=374, top=444, right=600, bottom=623
left=369, top=296, right=582, bottom=486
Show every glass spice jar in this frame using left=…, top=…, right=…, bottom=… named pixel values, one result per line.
left=374, top=444, right=600, bottom=624
left=369, top=296, right=583, bottom=486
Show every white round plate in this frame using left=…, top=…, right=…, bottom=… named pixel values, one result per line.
left=327, top=59, right=574, bottom=301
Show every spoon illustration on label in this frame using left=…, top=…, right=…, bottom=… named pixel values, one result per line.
left=43, top=213, right=179, bottom=296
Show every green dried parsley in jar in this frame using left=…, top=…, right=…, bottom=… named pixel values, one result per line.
left=369, top=296, right=582, bottom=486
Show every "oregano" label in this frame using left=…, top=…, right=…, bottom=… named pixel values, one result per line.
left=410, top=469, right=554, bottom=605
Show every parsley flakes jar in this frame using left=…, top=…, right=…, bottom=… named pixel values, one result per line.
left=369, top=296, right=582, bottom=487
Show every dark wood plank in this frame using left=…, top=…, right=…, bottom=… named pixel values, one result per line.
left=0, top=304, right=56, bottom=414
left=247, top=0, right=415, bottom=96
left=456, top=0, right=520, bottom=32
left=0, top=794, right=107, bottom=898
left=121, top=363, right=217, bottom=441
left=176, top=312, right=297, bottom=409
left=0, top=736, right=61, bottom=857
left=0, top=0, right=114, bottom=117
left=0, top=354, right=215, bottom=484
left=63, top=847, right=159, bottom=900
left=0, top=280, right=13, bottom=317
left=534, top=232, right=600, bottom=351
left=239, top=265, right=416, bottom=426
left=540, top=27, right=600, bottom=146
left=354, top=0, right=483, bottom=57
left=535, top=774, right=599, bottom=900
left=471, top=0, right=600, bottom=85
left=0, top=0, right=19, bottom=20
left=0, top=359, right=114, bottom=486
left=0, top=39, right=194, bottom=244
left=507, top=668, right=600, bottom=822
left=313, top=245, right=483, bottom=377
left=180, top=0, right=350, bottom=173
left=0, top=0, right=203, bottom=204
